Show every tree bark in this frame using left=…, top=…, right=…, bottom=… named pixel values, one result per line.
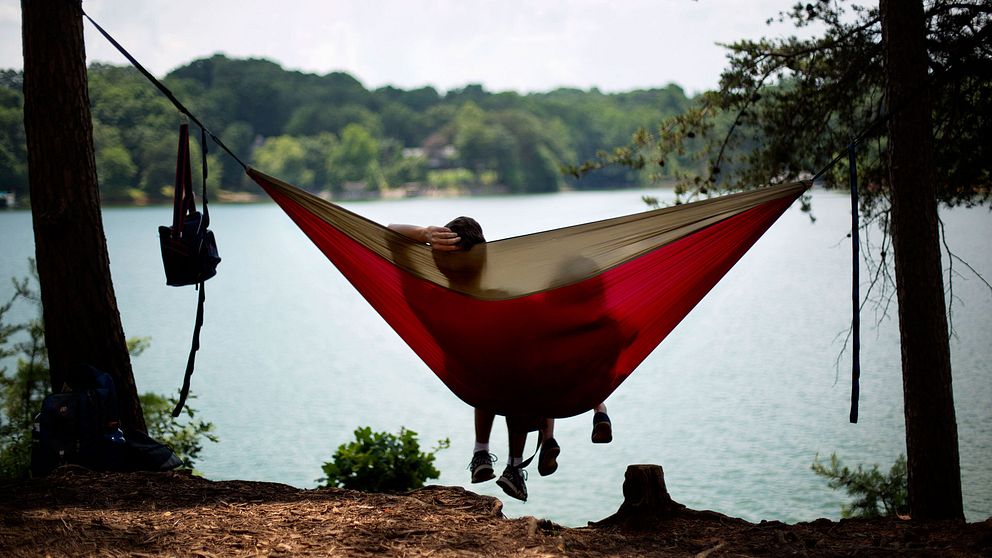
left=880, top=0, right=963, bottom=520
left=21, top=0, right=146, bottom=431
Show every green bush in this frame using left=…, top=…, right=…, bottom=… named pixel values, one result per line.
left=319, top=426, right=449, bottom=493
left=0, top=276, right=51, bottom=481
left=812, top=452, right=909, bottom=518
left=139, top=391, right=217, bottom=470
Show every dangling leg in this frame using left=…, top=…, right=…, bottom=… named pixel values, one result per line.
left=538, top=417, right=560, bottom=476
left=592, top=402, right=612, bottom=444
left=469, top=408, right=497, bottom=483
left=496, top=417, right=529, bottom=501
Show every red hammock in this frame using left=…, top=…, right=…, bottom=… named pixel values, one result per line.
left=250, top=170, right=807, bottom=418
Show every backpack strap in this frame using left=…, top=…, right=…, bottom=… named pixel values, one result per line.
left=198, top=125, right=211, bottom=230
left=171, top=121, right=196, bottom=239
left=172, top=280, right=205, bottom=417
left=171, top=125, right=212, bottom=418
left=506, top=416, right=545, bottom=470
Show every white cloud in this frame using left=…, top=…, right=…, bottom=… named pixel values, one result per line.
left=2, top=0, right=817, bottom=94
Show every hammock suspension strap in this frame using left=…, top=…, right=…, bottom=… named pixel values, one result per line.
left=848, top=142, right=861, bottom=424
left=81, top=9, right=249, bottom=172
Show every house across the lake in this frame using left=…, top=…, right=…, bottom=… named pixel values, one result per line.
left=0, top=191, right=15, bottom=209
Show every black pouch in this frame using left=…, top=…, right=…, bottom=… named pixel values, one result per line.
left=159, top=212, right=220, bottom=286
left=159, top=121, right=220, bottom=287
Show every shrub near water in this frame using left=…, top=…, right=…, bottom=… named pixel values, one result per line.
left=139, top=391, right=218, bottom=470
left=319, top=427, right=449, bottom=492
left=812, top=452, right=909, bottom=519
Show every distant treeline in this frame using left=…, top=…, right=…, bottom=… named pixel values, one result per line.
left=0, top=55, right=697, bottom=203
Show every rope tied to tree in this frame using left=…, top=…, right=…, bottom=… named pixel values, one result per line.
left=81, top=9, right=249, bottom=173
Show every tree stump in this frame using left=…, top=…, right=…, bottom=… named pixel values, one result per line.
left=593, top=464, right=685, bottom=528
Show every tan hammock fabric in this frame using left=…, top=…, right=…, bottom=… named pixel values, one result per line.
left=249, top=169, right=807, bottom=301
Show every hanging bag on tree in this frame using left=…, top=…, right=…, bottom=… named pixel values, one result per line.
left=159, top=120, right=219, bottom=417
left=159, top=121, right=220, bottom=286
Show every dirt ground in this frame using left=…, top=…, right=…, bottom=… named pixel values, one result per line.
left=1, top=468, right=990, bottom=557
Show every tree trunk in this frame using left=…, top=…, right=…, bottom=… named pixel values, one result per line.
left=21, top=0, right=146, bottom=432
left=594, top=465, right=685, bottom=527
left=880, top=0, right=963, bottom=520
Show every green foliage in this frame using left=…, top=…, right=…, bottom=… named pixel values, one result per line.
left=318, top=426, right=449, bottom=493
left=253, top=135, right=316, bottom=189
left=382, top=152, right=427, bottom=188
left=0, top=291, right=32, bottom=480
left=0, top=81, right=27, bottom=198
left=218, top=120, right=255, bottom=190
left=1, top=54, right=694, bottom=200
left=136, top=132, right=182, bottom=197
left=327, top=123, right=383, bottom=193
left=574, top=0, right=991, bottom=210
left=0, top=271, right=53, bottom=480
left=812, top=452, right=909, bottom=519
left=285, top=103, right=382, bottom=138
left=426, top=168, right=476, bottom=190
left=449, top=102, right=575, bottom=192
left=95, top=144, right=139, bottom=201
left=139, top=391, right=217, bottom=470
left=299, top=132, right=339, bottom=191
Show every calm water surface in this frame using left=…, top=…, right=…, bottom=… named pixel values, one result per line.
left=1, top=188, right=989, bottom=526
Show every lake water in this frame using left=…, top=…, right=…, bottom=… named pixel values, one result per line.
left=1, top=188, right=989, bottom=526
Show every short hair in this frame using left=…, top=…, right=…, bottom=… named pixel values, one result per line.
left=445, top=216, right=485, bottom=250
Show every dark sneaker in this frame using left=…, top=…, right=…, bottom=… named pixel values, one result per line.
left=496, top=465, right=528, bottom=502
left=469, top=450, right=496, bottom=483
left=538, top=437, right=560, bottom=477
left=592, top=411, right=613, bottom=444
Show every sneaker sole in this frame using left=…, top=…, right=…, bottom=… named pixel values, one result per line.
left=538, top=446, right=560, bottom=477
left=496, top=478, right=527, bottom=501
left=592, top=422, right=613, bottom=444
left=471, top=469, right=495, bottom=483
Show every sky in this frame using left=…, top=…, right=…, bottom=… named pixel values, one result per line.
left=1, top=0, right=813, bottom=95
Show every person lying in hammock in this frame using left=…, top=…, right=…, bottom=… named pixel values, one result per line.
left=388, top=217, right=614, bottom=502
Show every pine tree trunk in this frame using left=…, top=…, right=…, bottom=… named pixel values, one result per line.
left=880, top=0, right=962, bottom=520
left=21, top=0, right=146, bottom=432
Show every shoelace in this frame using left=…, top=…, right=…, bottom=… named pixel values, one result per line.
left=468, top=452, right=497, bottom=470
left=506, top=465, right=528, bottom=482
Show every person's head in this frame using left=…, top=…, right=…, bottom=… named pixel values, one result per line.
left=445, top=216, right=485, bottom=251
left=434, top=216, right=486, bottom=287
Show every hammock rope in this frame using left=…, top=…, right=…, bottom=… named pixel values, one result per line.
left=848, top=142, right=861, bottom=424
left=82, top=9, right=249, bottom=173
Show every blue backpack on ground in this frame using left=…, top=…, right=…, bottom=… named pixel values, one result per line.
left=31, top=364, right=182, bottom=475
